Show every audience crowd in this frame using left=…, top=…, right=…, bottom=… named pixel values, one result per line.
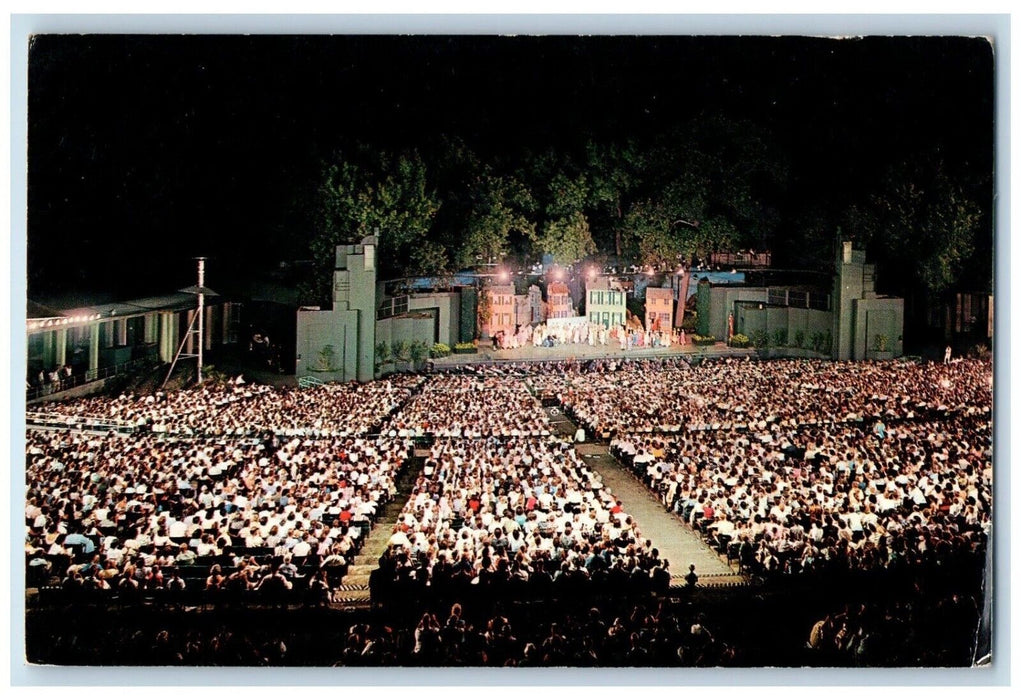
left=545, top=357, right=991, bottom=437
left=29, top=579, right=982, bottom=666
left=30, top=597, right=737, bottom=666
left=25, top=428, right=415, bottom=600
left=337, top=599, right=731, bottom=666
left=29, top=376, right=423, bottom=438
left=373, top=437, right=671, bottom=599
left=25, top=354, right=992, bottom=666
left=383, top=375, right=551, bottom=438
left=613, top=415, right=990, bottom=576
left=806, top=591, right=981, bottom=666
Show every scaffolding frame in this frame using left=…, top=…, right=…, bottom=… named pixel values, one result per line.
left=162, top=257, right=218, bottom=389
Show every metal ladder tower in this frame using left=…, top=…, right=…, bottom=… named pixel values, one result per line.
left=162, top=257, right=218, bottom=389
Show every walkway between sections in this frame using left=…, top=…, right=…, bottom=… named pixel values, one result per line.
left=574, top=442, right=741, bottom=586
left=544, top=404, right=744, bottom=588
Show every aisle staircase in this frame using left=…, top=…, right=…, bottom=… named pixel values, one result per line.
left=334, top=449, right=426, bottom=602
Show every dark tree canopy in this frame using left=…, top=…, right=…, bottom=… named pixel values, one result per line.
left=27, top=34, right=994, bottom=315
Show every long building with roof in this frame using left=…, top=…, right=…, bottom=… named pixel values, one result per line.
left=26, top=290, right=241, bottom=401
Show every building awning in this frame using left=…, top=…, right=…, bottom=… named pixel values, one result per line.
left=27, top=300, right=63, bottom=320
left=26, top=291, right=225, bottom=333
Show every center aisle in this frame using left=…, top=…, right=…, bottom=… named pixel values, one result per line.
left=545, top=405, right=743, bottom=586
left=336, top=448, right=426, bottom=601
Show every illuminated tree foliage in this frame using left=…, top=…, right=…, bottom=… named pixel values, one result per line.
left=301, top=150, right=441, bottom=304
left=863, top=155, right=983, bottom=298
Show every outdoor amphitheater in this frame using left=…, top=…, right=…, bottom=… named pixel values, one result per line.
left=23, top=354, right=992, bottom=667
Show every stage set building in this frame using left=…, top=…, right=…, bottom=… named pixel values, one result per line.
left=696, top=241, right=905, bottom=360
left=295, top=239, right=910, bottom=383
left=585, top=276, right=628, bottom=329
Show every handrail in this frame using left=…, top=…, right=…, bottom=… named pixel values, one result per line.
left=26, top=357, right=158, bottom=403
left=26, top=411, right=139, bottom=434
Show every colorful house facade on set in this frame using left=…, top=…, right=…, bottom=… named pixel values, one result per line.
left=645, top=287, right=674, bottom=331
left=547, top=282, right=575, bottom=320
left=586, top=277, right=626, bottom=329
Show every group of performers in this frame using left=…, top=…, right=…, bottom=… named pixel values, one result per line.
left=493, top=322, right=687, bottom=351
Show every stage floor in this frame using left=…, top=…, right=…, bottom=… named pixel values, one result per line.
left=430, top=340, right=757, bottom=367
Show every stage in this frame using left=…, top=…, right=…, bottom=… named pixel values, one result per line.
left=429, top=339, right=757, bottom=368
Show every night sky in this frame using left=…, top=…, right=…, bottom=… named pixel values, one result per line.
left=26, top=34, right=994, bottom=302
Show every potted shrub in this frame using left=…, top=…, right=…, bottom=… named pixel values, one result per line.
left=751, top=329, right=769, bottom=349
left=692, top=334, right=717, bottom=347
left=872, top=334, right=893, bottom=360
left=409, top=340, right=429, bottom=369
left=313, top=344, right=337, bottom=372
left=729, top=333, right=751, bottom=348
left=374, top=341, right=393, bottom=375
left=453, top=342, right=478, bottom=355
left=430, top=342, right=451, bottom=359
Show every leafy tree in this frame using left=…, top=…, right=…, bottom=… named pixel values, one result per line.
left=546, top=172, right=589, bottom=219
left=410, top=240, right=450, bottom=278
left=620, top=194, right=736, bottom=269
left=621, top=116, right=787, bottom=266
left=300, top=150, right=442, bottom=305
left=684, top=216, right=740, bottom=260
left=363, top=152, right=442, bottom=273
left=703, top=119, right=788, bottom=248
left=585, top=140, right=646, bottom=256
left=531, top=211, right=597, bottom=265
left=860, top=154, right=983, bottom=299
left=456, top=173, right=536, bottom=270
left=621, top=200, right=678, bottom=269
left=301, top=158, right=364, bottom=305
left=523, top=164, right=596, bottom=264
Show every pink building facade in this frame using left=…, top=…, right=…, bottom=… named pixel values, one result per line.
left=645, top=287, right=674, bottom=331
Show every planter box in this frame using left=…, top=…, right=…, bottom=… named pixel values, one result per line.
left=453, top=347, right=478, bottom=355
left=692, top=339, right=717, bottom=347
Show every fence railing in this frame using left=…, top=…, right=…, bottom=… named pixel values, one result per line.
left=298, top=375, right=325, bottom=389
left=26, top=411, right=140, bottom=434
left=26, top=357, right=159, bottom=403
left=766, top=288, right=831, bottom=311
left=709, top=251, right=772, bottom=268
left=377, top=295, right=410, bottom=320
